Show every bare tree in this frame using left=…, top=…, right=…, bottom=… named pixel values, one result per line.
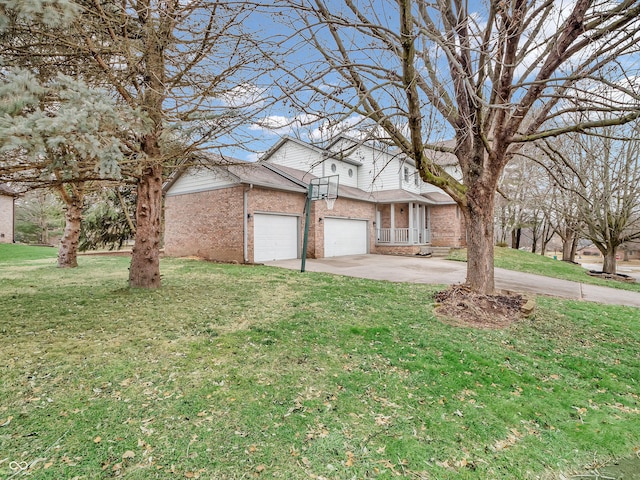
left=539, top=124, right=640, bottom=274
left=2, top=1, right=268, bottom=287
left=272, top=0, right=640, bottom=293
left=497, top=152, right=550, bottom=250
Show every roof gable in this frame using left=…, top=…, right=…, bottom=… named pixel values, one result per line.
left=262, top=136, right=362, bottom=167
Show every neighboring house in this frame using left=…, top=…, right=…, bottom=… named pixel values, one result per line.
left=624, top=240, right=640, bottom=260
left=0, top=183, right=16, bottom=244
left=163, top=135, right=466, bottom=263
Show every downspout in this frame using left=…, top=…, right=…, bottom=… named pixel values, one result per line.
left=243, top=185, right=251, bottom=263
left=12, top=194, right=16, bottom=243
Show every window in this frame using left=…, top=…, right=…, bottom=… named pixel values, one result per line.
left=403, top=166, right=409, bottom=182
left=414, top=174, right=419, bottom=186
left=331, top=163, right=337, bottom=173
left=348, top=168, right=353, bottom=177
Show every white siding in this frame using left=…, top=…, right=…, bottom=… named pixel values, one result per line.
left=400, top=162, right=422, bottom=194
left=265, top=137, right=460, bottom=200
left=419, top=165, right=461, bottom=195
left=327, top=140, right=392, bottom=192
left=167, top=167, right=237, bottom=196
left=373, top=157, right=402, bottom=191
left=267, top=141, right=324, bottom=177
left=328, top=137, right=357, bottom=153
left=420, top=182, right=449, bottom=195
left=351, top=146, right=400, bottom=191
left=324, top=159, right=358, bottom=188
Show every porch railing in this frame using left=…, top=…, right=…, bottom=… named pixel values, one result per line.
left=376, top=228, right=430, bottom=244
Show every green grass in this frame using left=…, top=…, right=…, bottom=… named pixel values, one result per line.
left=0, top=244, right=639, bottom=479
left=449, top=246, right=640, bottom=292
left=0, top=243, right=58, bottom=262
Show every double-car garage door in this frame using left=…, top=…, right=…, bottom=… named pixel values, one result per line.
left=254, top=214, right=368, bottom=262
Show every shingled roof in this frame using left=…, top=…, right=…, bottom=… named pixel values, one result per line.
left=0, top=184, right=16, bottom=196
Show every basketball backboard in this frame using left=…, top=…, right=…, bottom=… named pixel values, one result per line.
left=309, top=175, right=339, bottom=201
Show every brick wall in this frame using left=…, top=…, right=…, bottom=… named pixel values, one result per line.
left=377, top=203, right=409, bottom=229
left=0, top=194, right=13, bottom=243
left=247, top=188, right=306, bottom=262
left=376, top=245, right=422, bottom=256
left=312, top=196, right=376, bottom=257
left=164, top=184, right=464, bottom=263
left=165, top=186, right=310, bottom=263
left=430, top=204, right=466, bottom=247
left=164, top=186, right=245, bottom=262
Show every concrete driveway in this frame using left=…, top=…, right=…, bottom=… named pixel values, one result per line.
left=265, top=254, right=640, bottom=308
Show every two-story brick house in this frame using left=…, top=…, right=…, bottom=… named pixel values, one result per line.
left=163, top=135, right=466, bottom=263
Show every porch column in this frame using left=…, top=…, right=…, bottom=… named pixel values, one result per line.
left=408, top=202, right=414, bottom=244
left=390, top=203, right=395, bottom=243
left=421, top=204, right=426, bottom=243
left=416, top=203, right=422, bottom=243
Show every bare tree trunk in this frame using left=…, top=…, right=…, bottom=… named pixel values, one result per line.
left=531, top=234, right=537, bottom=254
left=602, top=249, right=617, bottom=274
left=57, top=192, right=84, bottom=268
left=569, top=236, right=578, bottom=262
left=129, top=160, right=163, bottom=288
left=498, top=206, right=508, bottom=244
left=464, top=195, right=495, bottom=294
left=540, top=220, right=554, bottom=256
left=561, top=229, right=576, bottom=262
left=514, top=228, right=521, bottom=250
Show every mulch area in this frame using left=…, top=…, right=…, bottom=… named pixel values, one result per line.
left=586, top=270, right=636, bottom=283
left=434, top=285, right=527, bottom=329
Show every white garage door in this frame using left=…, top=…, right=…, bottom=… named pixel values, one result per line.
left=324, top=218, right=368, bottom=257
left=254, top=214, right=298, bottom=262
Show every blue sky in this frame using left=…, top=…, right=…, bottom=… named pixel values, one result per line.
left=212, top=0, right=640, bottom=162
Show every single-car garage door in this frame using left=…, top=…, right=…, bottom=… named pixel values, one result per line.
left=254, top=214, right=298, bottom=262
left=324, top=218, right=368, bottom=257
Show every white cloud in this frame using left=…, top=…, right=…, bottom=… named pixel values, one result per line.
left=220, top=83, right=266, bottom=109
left=308, top=114, right=366, bottom=142
left=245, top=151, right=261, bottom=162
left=249, top=113, right=320, bottom=136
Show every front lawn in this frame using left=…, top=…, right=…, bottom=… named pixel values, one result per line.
left=1, top=245, right=639, bottom=479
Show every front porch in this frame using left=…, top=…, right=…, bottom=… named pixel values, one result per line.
left=376, top=227, right=431, bottom=244
left=375, top=202, right=431, bottom=246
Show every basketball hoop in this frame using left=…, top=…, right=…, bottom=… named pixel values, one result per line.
left=325, top=197, right=336, bottom=210
left=309, top=175, right=339, bottom=202
left=302, top=175, right=340, bottom=273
